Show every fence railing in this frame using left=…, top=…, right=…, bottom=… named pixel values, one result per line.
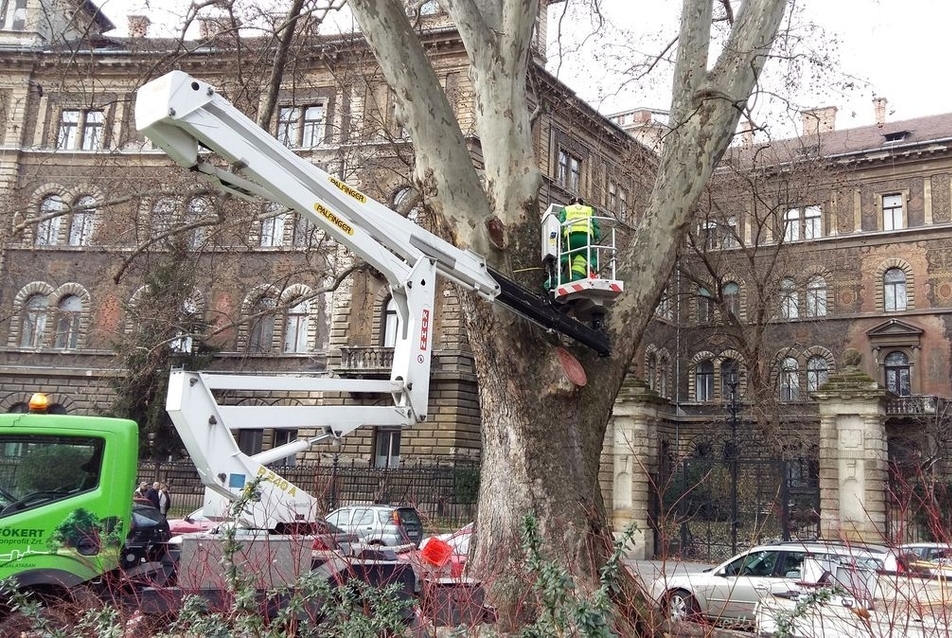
left=138, top=458, right=479, bottom=530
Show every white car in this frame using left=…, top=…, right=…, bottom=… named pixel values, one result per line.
left=650, top=540, right=896, bottom=625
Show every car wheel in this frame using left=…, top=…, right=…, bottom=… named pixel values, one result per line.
left=664, top=589, right=700, bottom=623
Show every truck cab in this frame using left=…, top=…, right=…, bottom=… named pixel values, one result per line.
left=0, top=401, right=138, bottom=597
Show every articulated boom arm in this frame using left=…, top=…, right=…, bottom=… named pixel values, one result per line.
left=139, top=71, right=610, bottom=525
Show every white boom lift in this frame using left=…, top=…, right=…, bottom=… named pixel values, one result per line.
left=136, top=71, right=616, bottom=529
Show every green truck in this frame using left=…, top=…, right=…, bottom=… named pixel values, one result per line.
left=0, top=404, right=138, bottom=600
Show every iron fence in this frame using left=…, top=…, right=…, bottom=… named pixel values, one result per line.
left=650, top=458, right=820, bottom=563
left=137, top=458, right=479, bottom=529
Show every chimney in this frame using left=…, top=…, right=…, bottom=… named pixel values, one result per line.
left=873, top=97, right=888, bottom=127
left=633, top=109, right=653, bottom=126
left=128, top=15, right=150, bottom=38
left=200, top=17, right=236, bottom=40
left=801, top=106, right=838, bottom=136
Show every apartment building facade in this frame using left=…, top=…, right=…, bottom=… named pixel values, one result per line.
left=0, top=1, right=647, bottom=472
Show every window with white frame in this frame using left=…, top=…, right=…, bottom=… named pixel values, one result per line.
left=185, top=197, right=209, bottom=248
left=261, top=209, right=288, bottom=247
left=779, top=357, right=800, bottom=401
left=884, top=350, right=911, bottom=396
left=780, top=277, right=799, bottom=320
left=882, top=194, right=904, bottom=231
left=722, top=216, right=739, bottom=248
left=698, top=221, right=718, bottom=250
left=283, top=299, right=309, bottom=353
left=36, top=195, right=66, bottom=246
left=382, top=297, right=400, bottom=347
left=374, top=428, right=401, bottom=468
left=806, top=355, right=829, bottom=392
left=69, top=196, right=96, bottom=246
left=608, top=178, right=628, bottom=217
left=723, top=281, right=741, bottom=318
left=557, top=149, right=581, bottom=193
left=697, top=287, right=714, bottom=324
left=171, top=296, right=199, bottom=354
left=655, top=288, right=672, bottom=320
left=248, top=297, right=276, bottom=353
left=784, top=205, right=821, bottom=242
left=695, top=360, right=714, bottom=401
left=646, top=352, right=657, bottom=391
left=658, top=355, right=669, bottom=397
left=20, top=294, right=49, bottom=348
left=53, top=294, right=82, bottom=350
left=57, top=109, right=104, bottom=150
left=277, top=104, right=325, bottom=148
left=151, top=197, right=176, bottom=237
left=806, top=275, right=827, bottom=317
left=883, top=267, right=907, bottom=311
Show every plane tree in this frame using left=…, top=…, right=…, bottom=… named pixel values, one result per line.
left=343, top=0, right=790, bottom=626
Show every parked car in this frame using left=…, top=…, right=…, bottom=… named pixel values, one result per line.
left=167, top=507, right=226, bottom=535
left=898, top=542, right=952, bottom=577
left=121, top=502, right=171, bottom=569
left=325, top=504, right=423, bottom=548
left=650, top=540, right=899, bottom=625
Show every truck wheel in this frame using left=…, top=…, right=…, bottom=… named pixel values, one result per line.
left=664, top=589, right=700, bottom=623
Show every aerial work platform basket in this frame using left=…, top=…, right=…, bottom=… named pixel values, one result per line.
left=541, top=203, right=625, bottom=326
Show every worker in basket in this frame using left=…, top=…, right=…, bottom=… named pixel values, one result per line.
left=559, top=196, right=601, bottom=282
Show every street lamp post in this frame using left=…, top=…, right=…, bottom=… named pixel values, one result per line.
left=725, top=372, right=741, bottom=554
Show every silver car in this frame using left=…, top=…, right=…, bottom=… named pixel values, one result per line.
left=650, top=540, right=895, bottom=625
left=325, top=504, right=423, bottom=548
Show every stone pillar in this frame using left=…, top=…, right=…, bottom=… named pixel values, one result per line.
left=812, top=367, right=889, bottom=543
left=603, top=377, right=665, bottom=559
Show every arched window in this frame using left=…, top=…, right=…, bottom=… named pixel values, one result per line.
left=806, top=275, right=827, bottom=317
left=780, top=278, right=799, bottom=319
left=37, top=195, right=66, bottom=246
left=185, top=197, right=208, bottom=248
left=884, top=351, right=911, bottom=396
left=20, top=294, right=49, bottom=348
left=151, top=197, right=176, bottom=236
left=779, top=357, right=800, bottom=401
left=283, top=299, right=310, bottom=353
left=658, top=355, right=669, bottom=397
left=248, top=297, right=276, bottom=353
left=69, top=196, right=96, bottom=246
left=645, top=352, right=657, bottom=391
left=721, top=358, right=740, bottom=400
left=695, top=360, right=714, bottom=402
left=723, top=282, right=740, bottom=318
left=382, top=297, right=400, bottom=347
left=806, top=355, right=829, bottom=392
left=171, top=296, right=199, bottom=353
left=697, top=287, right=713, bottom=324
left=53, top=294, right=82, bottom=350
left=884, top=268, right=907, bottom=312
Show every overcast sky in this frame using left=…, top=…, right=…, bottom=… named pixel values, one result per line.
left=99, top=0, right=950, bottom=134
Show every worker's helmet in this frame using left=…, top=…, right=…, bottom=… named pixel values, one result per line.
left=569, top=195, right=583, bottom=205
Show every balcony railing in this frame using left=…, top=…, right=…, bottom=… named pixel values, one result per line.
left=886, top=395, right=940, bottom=415
left=337, top=346, right=394, bottom=374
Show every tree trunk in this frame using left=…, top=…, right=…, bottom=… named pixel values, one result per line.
left=347, top=0, right=789, bottom=629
